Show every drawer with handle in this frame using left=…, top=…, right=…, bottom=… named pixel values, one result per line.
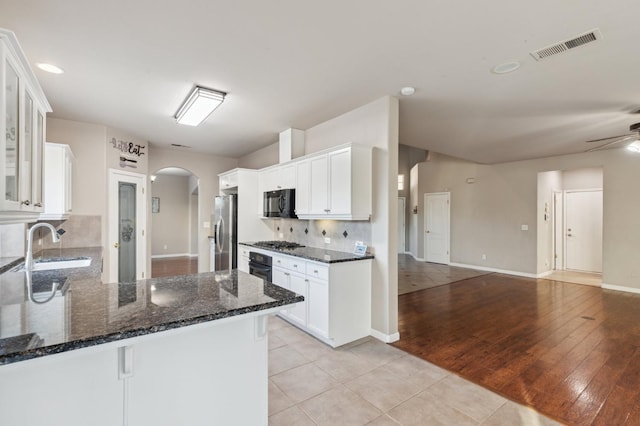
left=306, top=262, right=329, bottom=281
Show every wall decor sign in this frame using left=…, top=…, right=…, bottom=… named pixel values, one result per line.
left=110, top=138, right=146, bottom=169
left=152, top=197, right=160, bottom=213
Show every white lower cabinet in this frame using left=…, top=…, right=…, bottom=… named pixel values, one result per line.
left=307, top=276, right=329, bottom=338
left=275, top=254, right=372, bottom=348
left=287, top=273, right=307, bottom=327
left=0, top=314, right=271, bottom=426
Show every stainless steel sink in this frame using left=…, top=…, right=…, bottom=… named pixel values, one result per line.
left=13, top=256, right=92, bottom=272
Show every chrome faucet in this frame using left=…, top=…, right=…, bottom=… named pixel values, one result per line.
left=25, top=223, right=60, bottom=271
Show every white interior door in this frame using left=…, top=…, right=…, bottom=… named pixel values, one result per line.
left=397, top=197, right=406, bottom=253
left=424, top=192, right=450, bottom=264
left=565, top=190, right=602, bottom=273
left=108, top=169, right=147, bottom=283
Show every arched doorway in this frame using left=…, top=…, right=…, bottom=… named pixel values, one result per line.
left=150, top=167, right=199, bottom=277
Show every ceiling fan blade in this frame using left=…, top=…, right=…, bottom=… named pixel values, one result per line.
left=585, top=133, right=634, bottom=143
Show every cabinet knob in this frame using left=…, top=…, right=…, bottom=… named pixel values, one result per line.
left=293, top=264, right=298, bottom=268
left=34, top=203, right=42, bottom=207
left=284, top=272, right=290, bottom=276
left=114, top=242, right=120, bottom=248
left=314, top=270, right=318, bottom=273
left=324, top=209, right=330, bottom=213
left=21, top=200, right=31, bottom=206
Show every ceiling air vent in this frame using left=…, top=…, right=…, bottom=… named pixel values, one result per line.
left=530, top=28, right=603, bottom=61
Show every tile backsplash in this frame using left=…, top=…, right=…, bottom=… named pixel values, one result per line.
left=0, top=223, right=26, bottom=258
left=39, top=215, right=102, bottom=249
left=269, top=218, right=372, bottom=254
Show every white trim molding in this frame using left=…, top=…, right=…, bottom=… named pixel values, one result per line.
left=536, top=270, right=554, bottom=278
left=406, top=252, right=426, bottom=262
left=449, top=262, right=538, bottom=279
left=370, top=329, right=400, bottom=344
left=151, top=253, right=192, bottom=259
left=602, top=283, right=640, bottom=295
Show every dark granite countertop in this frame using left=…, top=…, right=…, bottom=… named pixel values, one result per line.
left=240, top=242, right=374, bottom=263
left=0, top=247, right=303, bottom=366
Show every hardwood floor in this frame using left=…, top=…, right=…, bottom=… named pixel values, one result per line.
left=393, top=273, right=640, bottom=425
left=151, top=256, right=198, bottom=278
left=398, top=254, right=489, bottom=295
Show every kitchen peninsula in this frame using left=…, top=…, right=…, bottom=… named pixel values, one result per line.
left=0, top=248, right=303, bottom=426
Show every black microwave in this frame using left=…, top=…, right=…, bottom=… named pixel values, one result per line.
left=264, top=189, right=297, bottom=218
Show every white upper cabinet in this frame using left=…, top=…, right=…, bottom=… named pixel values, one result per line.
left=40, top=143, right=74, bottom=220
left=0, top=29, right=52, bottom=223
left=259, top=162, right=297, bottom=194
left=219, top=170, right=238, bottom=191
left=297, top=144, right=372, bottom=221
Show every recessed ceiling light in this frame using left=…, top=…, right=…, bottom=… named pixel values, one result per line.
left=36, top=63, right=64, bottom=74
left=492, top=61, right=521, bottom=74
left=400, top=87, right=416, bottom=96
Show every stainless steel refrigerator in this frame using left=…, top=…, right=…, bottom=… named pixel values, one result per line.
left=212, top=194, right=237, bottom=272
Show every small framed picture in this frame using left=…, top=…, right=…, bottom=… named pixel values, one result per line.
left=152, top=197, right=160, bottom=213
left=354, top=241, right=367, bottom=256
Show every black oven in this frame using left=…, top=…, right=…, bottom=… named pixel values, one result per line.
left=263, top=189, right=296, bottom=218
left=249, top=251, right=272, bottom=282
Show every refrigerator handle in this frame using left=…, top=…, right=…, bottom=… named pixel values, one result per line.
left=217, top=217, right=225, bottom=253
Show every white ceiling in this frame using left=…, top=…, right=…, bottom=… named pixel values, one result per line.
left=2, top=1, right=640, bottom=164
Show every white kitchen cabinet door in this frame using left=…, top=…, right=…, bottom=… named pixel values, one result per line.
left=295, top=160, right=310, bottom=215
left=272, top=267, right=290, bottom=316
left=0, top=32, right=51, bottom=223
left=279, top=163, right=296, bottom=189
left=287, top=273, right=308, bottom=328
left=328, top=148, right=351, bottom=215
left=0, top=347, right=124, bottom=426
left=308, top=155, right=328, bottom=215
left=40, top=143, right=74, bottom=220
left=307, top=277, right=329, bottom=338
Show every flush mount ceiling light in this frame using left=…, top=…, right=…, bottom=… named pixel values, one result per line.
left=492, top=61, right=521, bottom=74
left=400, top=86, right=416, bottom=96
left=175, top=86, right=226, bottom=126
left=36, top=63, right=64, bottom=74
left=627, top=140, right=640, bottom=153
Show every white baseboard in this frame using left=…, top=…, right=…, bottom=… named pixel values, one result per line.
left=602, top=283, right=640, bottom=294
left=189, top=253, right=199, bottom=258
left=449, top=262, right=538, bottom=279
left=537, top=270, right=554, bottom=278
left=151, top=253, right=192, bottom=259
left=370, top=328, right=400, bottom=344
left=405, top=252, right=425, bottom=262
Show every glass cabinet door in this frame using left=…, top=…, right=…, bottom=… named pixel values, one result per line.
left=4, top=60, right=19, bottom=204
left=23, top=92, right=33, bottom=206
left=33, top=111, right=44, bottom=208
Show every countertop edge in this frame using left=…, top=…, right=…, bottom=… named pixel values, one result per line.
left=0, top=296, right=303, bottom=366
left=239, top=243, right=374, bottom=263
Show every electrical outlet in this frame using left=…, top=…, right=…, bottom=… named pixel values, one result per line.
left=482, top=254, right=486, bottom=260
left=203, top=221, right=210, bottom=229
left=279, top=232, right=284, bottom=239
left=324, top=237, right=331, bottom=244
left=521, top=224, right=529, bottom=231
left=163, top=244, right=168, bottom=250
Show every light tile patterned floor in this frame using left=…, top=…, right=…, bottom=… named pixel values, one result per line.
left=268, top=316, right=562, bottom=426
left=397, top=254, right=490, bottom=295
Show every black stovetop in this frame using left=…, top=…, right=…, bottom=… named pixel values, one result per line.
left=252, top=241, right=305, bottom=250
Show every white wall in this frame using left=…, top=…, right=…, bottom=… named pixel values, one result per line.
left=237, top=141, right=279, bottom=169
left=148, top=146, right=237, bottom=273
left=151, top=174, right=190, bottom=256
left=410, top=149, right=640, bottom=290
left=304, top=96, right=399, bottom=341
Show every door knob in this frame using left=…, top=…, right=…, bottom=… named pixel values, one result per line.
left=426, top=230, right=430, bottom=233
left=114, top=242, right=120, bottom=248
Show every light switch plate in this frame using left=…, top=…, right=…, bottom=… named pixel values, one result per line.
left=279, top=232, right=284, bottom=239
left=203, top=221, right=210, bottom=229
left=521, top=224, right=529, bottom=231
